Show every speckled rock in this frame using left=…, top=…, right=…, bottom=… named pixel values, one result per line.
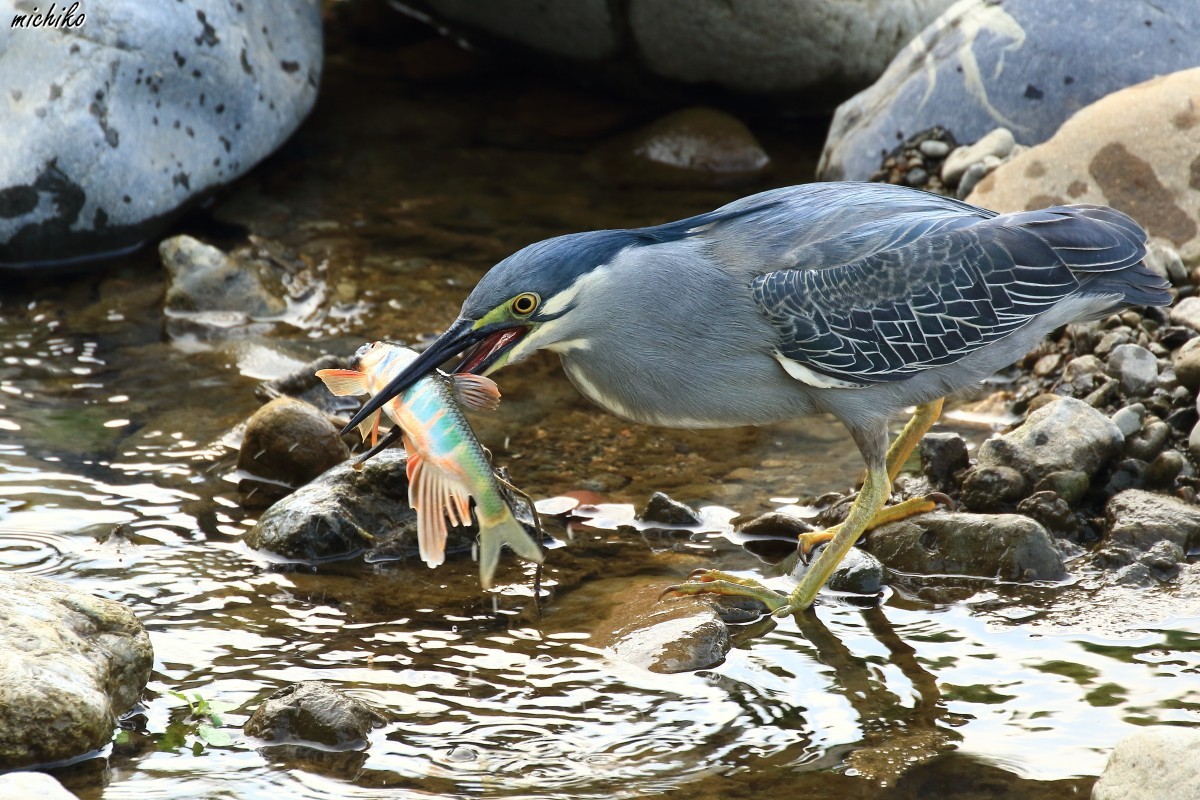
left=0, top=572, right=153, bottom=769
left=413, top=0, right=952, bottom=106
left=976, top=397, right=1123, bottom=484
left=868, top=512, right=1065, bottom=582
left=237, top=397, right=349, bottom=507
left=1093, top=727, right=1200, bottom=800
left=1106, top=345, right=1159, bottom=398
left=0, top=1, right=321, bottom=266
left=244, top=682, right=386, bottom=749
left=969, top=68, right=1200, bottom=263
left=820, top=0, right=1200, bottom=181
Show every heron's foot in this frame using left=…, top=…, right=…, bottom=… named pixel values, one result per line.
left=797, top=493, right=948, bottom=562
left=662, top=570, right=792, bottom=615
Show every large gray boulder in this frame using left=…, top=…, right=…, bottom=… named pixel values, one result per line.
left=410, top=0, right=953, bottom=106
left=0, top=572, right=153, bottom=769
left=976, top=397, right=1124, bottom=485
left=0, top=1, right=321, bottom=266
left=819, top=0, right=1200, bottom=181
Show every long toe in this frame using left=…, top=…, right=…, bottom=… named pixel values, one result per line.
left=664, top=574, right=791, bottom=615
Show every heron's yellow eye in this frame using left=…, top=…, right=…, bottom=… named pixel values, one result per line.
left=510, top=292, right=539, bottom=316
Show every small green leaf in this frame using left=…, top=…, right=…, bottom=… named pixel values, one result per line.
left=197, top=725, right=233, bottom=747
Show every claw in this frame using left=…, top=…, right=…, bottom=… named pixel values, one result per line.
left=661, top=572, right=793, bottom=615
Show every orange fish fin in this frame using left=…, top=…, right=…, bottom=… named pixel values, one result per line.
left=355, top=410, right=381, bottom=444
left=314, top=368, right=368, bottom=396
left=452, top=373, right=501, bottom=412
left=407, top=455, right=474, bottom=569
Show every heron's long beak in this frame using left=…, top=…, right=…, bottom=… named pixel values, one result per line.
left=340, top=317, right=480, bottom=436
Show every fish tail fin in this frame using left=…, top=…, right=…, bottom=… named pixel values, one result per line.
left=315, top=368, right=369, bottom=396
left=478, top=509, right=543, bottom=591
left=406, top=447, right=474, bottom=569
left=451, top=373, right=501, bottom=412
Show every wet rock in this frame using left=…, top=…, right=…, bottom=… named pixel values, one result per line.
left=961, top=465, right=1029, bottom=512
left=244, top=682, right=386, bottom=749
left=1016, top=491, right=1081, bottom=539
left=820, top=0, right=1200, bottom=182
left=821, top=547, right=885, bottom=596
left=246, top=449, right=424, bottom=561
left=1125, top=419, right=1170, bottom=462
left=976, top=397, right=1123, bottom=484
left=1093, top=726, right=1200, bottom=800
left=601, top=585, right=731, bottom=673
left=737, top=511, right=812, bottom=538
left=1033, top=470, right=1089, bottom=506
left=0, top=772, right=76, bottom=800
left=919, top=431, right=970, bottom=493
left=1170, top=297, right=1200, bottom=332
left=1144, top=449, right=1186, bottom=488
left=638, top=491, right=703, bottom=527
left=237, top=397, right=349, bottom=507
left=585, top=107, right=770, bottom=187
left=970, top=67, right=1200, bottom=263
left=940, top=128, right=1015, bottom=185
left=162, top=236, right=287, bottom=317
left=1105, top=489, right=1200, bottom=556
left=1105, top=345, right=1159, bottom=398
left=256, top=354, right=355, bottom=416
left=1111, top=540, right=1185, bottom=587
left=868, top=513, right=1066, bottom=582
left=0, top=572, right=153, bottom=769
left=0, top=2, right=321, bottom=265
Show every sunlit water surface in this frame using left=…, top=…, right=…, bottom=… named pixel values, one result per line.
left=2, top=19, right=1198, bottom=800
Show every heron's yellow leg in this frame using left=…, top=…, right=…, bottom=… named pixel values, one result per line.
left=787, top=465, right=891, bottom=611
left=796, top=494, right=939, bottom=556
left=884, top=398, right=944, bottom=483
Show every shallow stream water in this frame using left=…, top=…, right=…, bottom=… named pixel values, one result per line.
left=3, top=20, right=1199, bottom=800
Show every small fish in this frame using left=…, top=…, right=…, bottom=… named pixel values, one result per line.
left=316, top=341, right=543, bottom=588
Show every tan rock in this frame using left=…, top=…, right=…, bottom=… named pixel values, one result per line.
left=969, top=68, right=1200, bottom=262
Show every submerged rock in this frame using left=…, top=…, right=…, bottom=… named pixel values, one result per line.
left=0, top=1, right=321, bottom=266
left=1093, top=727, right=1200, bottom=800
left=600, top=585, right=732, bottom=674
left=237, top=397, right=349, bottom=508
left=820, top=0, right=1200, bottom=181
left=585, top=107, right=770, bottom=187
left=0, top=572, right=153, bottom=769
left=868, top=512, right=1065, bottom=582
left=244, top=682, right=386, bottom=749
left=976, top=397, right=1123, bottom=484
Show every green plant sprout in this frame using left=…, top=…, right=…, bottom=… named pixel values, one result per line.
left=167, top=689, right=235, bottom=749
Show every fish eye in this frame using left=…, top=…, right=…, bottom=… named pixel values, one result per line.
left=510, top=292, right=539, bottom=316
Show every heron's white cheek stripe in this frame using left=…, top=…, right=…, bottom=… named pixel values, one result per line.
left=540, top=264, right=612, bottom=317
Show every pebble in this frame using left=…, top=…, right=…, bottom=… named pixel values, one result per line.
left=638, top=492, right=702, bottom=526
left=918, top=139, right=951, bottom=158
left=1190, top=419, right=1200, bottom=463
left=244, top=682, right=386, bottom=748
left=1169, top=296, right=1200, bottom=332
left=961, top=465, right=1029, bottom=512
left=1111, top=403, right=1146, bottom=438
left=941, top=127, right=1015, bottom=185
left=1173, top=339, right=1200, bottom=390
left=1093, top=726, right=1200, bottom=800
left=1106, top=344, right=1159, bottom=397
left=904, top=167, right=928, bottom=187
left=1063, top=354, right=1105, bottom=381
left=1033, top=470, right=1090, bottom=505
left=919, top=431, right=970, bottom=493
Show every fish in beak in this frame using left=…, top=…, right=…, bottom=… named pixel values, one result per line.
left=339, top=318, right=529, bottom=437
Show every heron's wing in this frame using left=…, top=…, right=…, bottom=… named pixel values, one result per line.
left=744, top=202, right=1148, bottom=387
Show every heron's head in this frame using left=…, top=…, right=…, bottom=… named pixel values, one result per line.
left=340, top=229, right=640, bottom=435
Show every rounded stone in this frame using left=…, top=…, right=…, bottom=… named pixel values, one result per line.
left=1106, top=344, right=1159, bottom=398
left=237, top=397, right=349, bottom=506
left=1033, top=470, right=1090, bottom=506
left=244, top=681, right=386, bottom=749
left=961, top=465, right=1029, bottom=512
